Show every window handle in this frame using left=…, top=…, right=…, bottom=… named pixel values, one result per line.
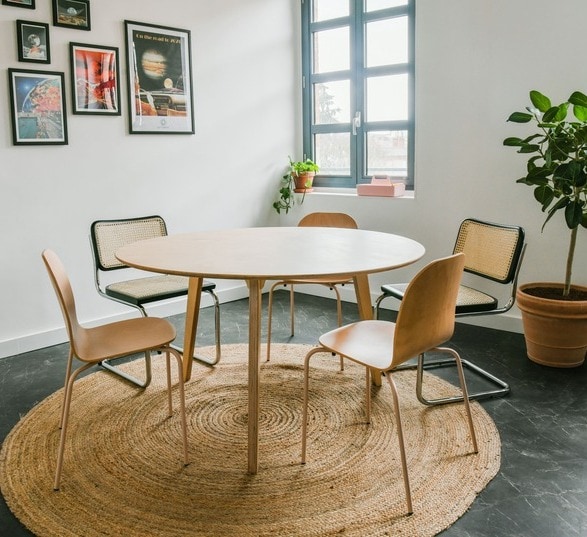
left=352, top=111, right=361, bottom=136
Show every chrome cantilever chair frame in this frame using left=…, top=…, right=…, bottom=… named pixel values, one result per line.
left=90, top=215, right=221, bottom=388
left=375, top=218, right=526, bottom=405
left=302, top=253, right=478, bottom=516
left=265, top=212, right=359, bottom=367
left=42, top=249, right=189, bottom=491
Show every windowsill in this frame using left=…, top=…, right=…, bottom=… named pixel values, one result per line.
left=309, top=187, right=415, bottom=199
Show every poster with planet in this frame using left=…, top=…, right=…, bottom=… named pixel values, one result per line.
left=52, top=0, right=90, bottom=31
left=125, top=20, right=194, bottom=134
left=8, top=68, right=68, bottom=145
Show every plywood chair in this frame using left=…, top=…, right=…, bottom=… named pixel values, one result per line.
left=90, top=215, right=221, bottom=387
left=375, top=218, right=526, bottom=404
left=265, top=212, right=358, bottom=364
left=42, top=249, right=189, bottom=491
left=301, top=253, right=478, bottom=515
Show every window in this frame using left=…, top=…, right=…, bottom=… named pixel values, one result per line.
left=301, top=0, right=415, bottom=188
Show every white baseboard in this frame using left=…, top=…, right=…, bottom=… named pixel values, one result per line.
left=0, top=282, right=523, bottom=360
left=0, top=285, right=249, bottom=360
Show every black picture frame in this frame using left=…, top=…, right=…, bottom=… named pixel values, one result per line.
left=52, top=0, right=90, bottom=31
left=7, top=68, right=68, bottom=145
left=16, top=20, right=50, bottom=64
left=70, top=42, right=121, bottom=115
left=124, top=20, right=195, bottom=134
left=2, top=0, right=35, bottom=9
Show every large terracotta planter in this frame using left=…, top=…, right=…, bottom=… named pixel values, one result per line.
left=293, top=172, right=315, bottom=193
left=516, top=282, right=587, bottom=368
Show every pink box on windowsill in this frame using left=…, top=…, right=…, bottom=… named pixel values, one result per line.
left=357, top=176, right=406, bottom=197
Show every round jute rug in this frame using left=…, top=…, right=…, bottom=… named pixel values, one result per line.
left=0, top=344, right=500, bottom=537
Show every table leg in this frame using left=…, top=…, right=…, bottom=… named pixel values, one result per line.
left=353, top=273, right=382, bottom=386
left=182, top=276, right=203, bottom=382
left=248, top=278, right=262, bottom=474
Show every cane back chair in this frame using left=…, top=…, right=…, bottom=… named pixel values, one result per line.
left=375, top=218, right=526, bottom=404
left=90, top=215, right=221, bottom=387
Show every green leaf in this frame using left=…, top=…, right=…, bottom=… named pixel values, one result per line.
left=554, top=102, right=569, bottom=122
left=518, top=144, right=540, bottom=153
left=503, top=137, right=524, bottom=146
left=507, top=112, right=533, bottom=123
left=530, top=90, right=551, bottom=112
left=565, top=200, right=583, bottom=228
left=526, top=166, right=552, bottom=183
left=542, top=106, right=561, bottom=123
left=541, top=197, right=568, bottom=230
left=575, top=170, right=587, bottom=188
left=569, top=91, right=587, bottom=108
left=534, top=184, right=554, bottom=206
left=573, top=104, right=587, bottom=121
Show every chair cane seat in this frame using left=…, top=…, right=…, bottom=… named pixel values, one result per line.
left=105, top=275, right=216, bottom=306
left=380, top=283, right=498, bottom=314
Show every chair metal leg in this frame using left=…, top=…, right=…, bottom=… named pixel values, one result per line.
left=265, top=281, right=284, bottom=362
left=190, top=288, right=222, bottom=366
left=100, top=351, right=153, bottom=388
left=412, top=349, right=510, bottom=406
left=374, top=292, right=391, bottom=320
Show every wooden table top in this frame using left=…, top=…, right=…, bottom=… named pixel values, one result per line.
left=116, top=226, right=425, bottom=281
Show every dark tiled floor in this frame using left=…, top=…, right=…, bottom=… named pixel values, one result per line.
left=1, top=292, right=586, bottom=536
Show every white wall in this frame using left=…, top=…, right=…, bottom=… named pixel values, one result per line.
left=0, top=0, right=296, bottom=357
left=281, top=0, right=587, bottom=333
left=2, top=0, right=586, bottom=357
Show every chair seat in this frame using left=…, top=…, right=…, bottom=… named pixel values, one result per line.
left=318, top=320, right=395, bottom=371
left=76, top=317, right=177, bottom=362
left=380, top=283, right=498, bottom=314
left=105, top=274, right=216, bottom=306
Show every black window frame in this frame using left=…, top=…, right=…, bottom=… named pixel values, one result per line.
left=301, top=0, right=415, bottom=189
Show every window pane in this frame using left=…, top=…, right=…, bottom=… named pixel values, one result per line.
left=366, top=17, right=408, bottom=67
left=366, top=74, right=408, bottom=121
left=366, top=130, right=408, bottom=179
left=365, top=0, right=408, bottom=11
left=315, top=133, right=351, bottom=175
left=313, top=0, right=349, bottom=21
left=314, top=81, right=351, bottom=124
left=313, top=27, right=349, bottom=74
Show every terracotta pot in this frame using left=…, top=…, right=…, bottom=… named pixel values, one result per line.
left=516, top=282, right=587, bottom=368
left=293, top=172, right=315, bottom=193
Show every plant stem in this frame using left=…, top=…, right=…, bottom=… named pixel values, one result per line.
left=565, top=226, right=578, bottom=296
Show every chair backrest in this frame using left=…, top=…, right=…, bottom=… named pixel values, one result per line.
left=42, top=249, right=83, bottom=353
left=453, top=218, right=525, bottom=284
left=90, top=215, right=167, bottom=272
left=391, top=253, right=465, bottom=368
left=298, top=212, right=358, bottom=230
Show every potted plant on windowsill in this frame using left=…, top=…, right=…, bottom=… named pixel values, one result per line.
left=504, top=90, right=587, bottom=367
left=272, top=157, right=320, bottom=214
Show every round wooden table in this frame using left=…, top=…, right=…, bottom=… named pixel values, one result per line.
left=117, top=226, right=425, bottom=473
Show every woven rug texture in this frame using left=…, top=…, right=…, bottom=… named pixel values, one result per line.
left=0, top=343, right=500, bottom=536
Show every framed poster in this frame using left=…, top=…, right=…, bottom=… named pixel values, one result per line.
left=52, top=0, right=90, bottom=30
left=70, top=42, right=120, bottom=115
left=16, top=20, right=50, bottom=63
left=124, top=20, right=195, bottom=134
left=2, top=0, right=35, bottom=9
left=7, top=68, right=68, bottom=145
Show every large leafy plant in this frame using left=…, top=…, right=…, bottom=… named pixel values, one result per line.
left=504, top=90, right=587, bottom=297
